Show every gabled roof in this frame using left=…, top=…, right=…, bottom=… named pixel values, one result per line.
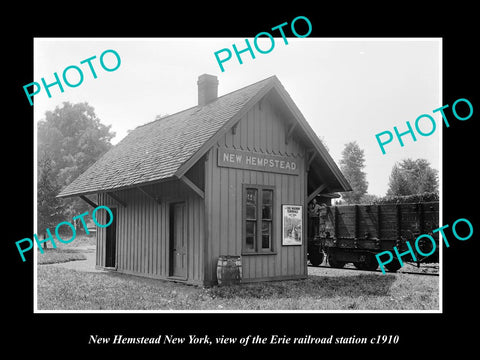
left=58, top=75, right=351, bottom=198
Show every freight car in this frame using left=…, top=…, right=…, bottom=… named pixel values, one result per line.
left=307, top=202, right=439, bottom=272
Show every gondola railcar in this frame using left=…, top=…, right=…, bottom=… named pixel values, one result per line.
left=307, top=202, right=439, bottom=272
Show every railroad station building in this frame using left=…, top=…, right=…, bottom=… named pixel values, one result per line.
left=58, top=74, right=351, bottom=286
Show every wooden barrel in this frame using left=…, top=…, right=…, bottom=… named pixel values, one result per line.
left=216, top=255, right=242, bottom=286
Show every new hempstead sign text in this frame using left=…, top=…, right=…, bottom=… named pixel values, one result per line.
left=217, top=148, right=300, bottom=175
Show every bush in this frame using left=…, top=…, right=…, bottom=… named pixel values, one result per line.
left=373, top=192, right=439, bottom=205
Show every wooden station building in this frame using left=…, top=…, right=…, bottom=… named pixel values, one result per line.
left=58, top=74, right=351, bottom=286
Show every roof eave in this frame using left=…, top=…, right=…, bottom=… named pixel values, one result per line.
left=270, top=81, right=352, bottom=193
left=56, top=175, right=177, bottom=199
left=175, top=76, right=352, bottom=193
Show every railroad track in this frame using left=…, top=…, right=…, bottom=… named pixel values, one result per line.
left=308, top=264, right=440, bottom=277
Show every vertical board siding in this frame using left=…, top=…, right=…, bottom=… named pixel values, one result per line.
left=205, top=96, right=306, bottom=283
left=95, top=94, right=314, bottom=285
left=96, top=178, right=204, bottom=284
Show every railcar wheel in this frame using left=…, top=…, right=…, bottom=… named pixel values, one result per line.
left=328, top=255, right=346, bottom=268
left=385, top=259, right=402, bottom=272
left=353, top=254, right=378, bottom=271
left=416, top=234, right=436, bottom=258
left=309, top=247, right=324, bottom=267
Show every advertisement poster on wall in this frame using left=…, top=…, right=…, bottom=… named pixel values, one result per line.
left=282, top=205, right=303, bottom=245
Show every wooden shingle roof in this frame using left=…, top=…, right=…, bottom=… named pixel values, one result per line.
left=58, top=76, right=276, bottom=197
left=58, top=75, right=351, bottom=198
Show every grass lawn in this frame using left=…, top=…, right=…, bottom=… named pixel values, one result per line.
left=36, top=233, right=94, bottom=264
left=36, top=233, right=439, bottom=311
left=37, top=249, right=87, bottom=265
left=50, top=232, right=96, bottom=249
left=36, top=265, right=439, bottom=311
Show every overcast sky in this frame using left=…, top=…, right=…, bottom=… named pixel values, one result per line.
left=34, top=38, right=441, bottom=196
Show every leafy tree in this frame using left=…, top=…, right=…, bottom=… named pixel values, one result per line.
left=358, top=193, right=380, bottom=204
left=339, top=141, right=368, bottom=204
left=374, top=192, right=439, bottom=204
left=37, top=151, right=64, bottom=245
left=386, top=158, right=438, bottom=196
left=37, top=102, right=115, bottom=220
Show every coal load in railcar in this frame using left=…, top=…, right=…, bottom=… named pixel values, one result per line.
left=307, top=202, right=439, bottom=272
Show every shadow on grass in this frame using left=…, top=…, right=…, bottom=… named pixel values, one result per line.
left=208, top=274, right=397, bottom=300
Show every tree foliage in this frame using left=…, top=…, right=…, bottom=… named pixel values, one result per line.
left=386, top=158, right=438, bottom=196
left=374, top=192, right=439, bottom=204
left=339, top=141, right=368, bottom=204
left=37, top=102, right=115, bottom=220
left=37, top=151, right=64, bottom=236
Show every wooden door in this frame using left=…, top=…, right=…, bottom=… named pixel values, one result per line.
left=105, top=208, right=117, bottom=268
left=170, top=202, right=187, bottom=278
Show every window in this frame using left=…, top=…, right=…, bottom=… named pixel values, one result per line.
left=243, top=185, right=275, bottom=254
